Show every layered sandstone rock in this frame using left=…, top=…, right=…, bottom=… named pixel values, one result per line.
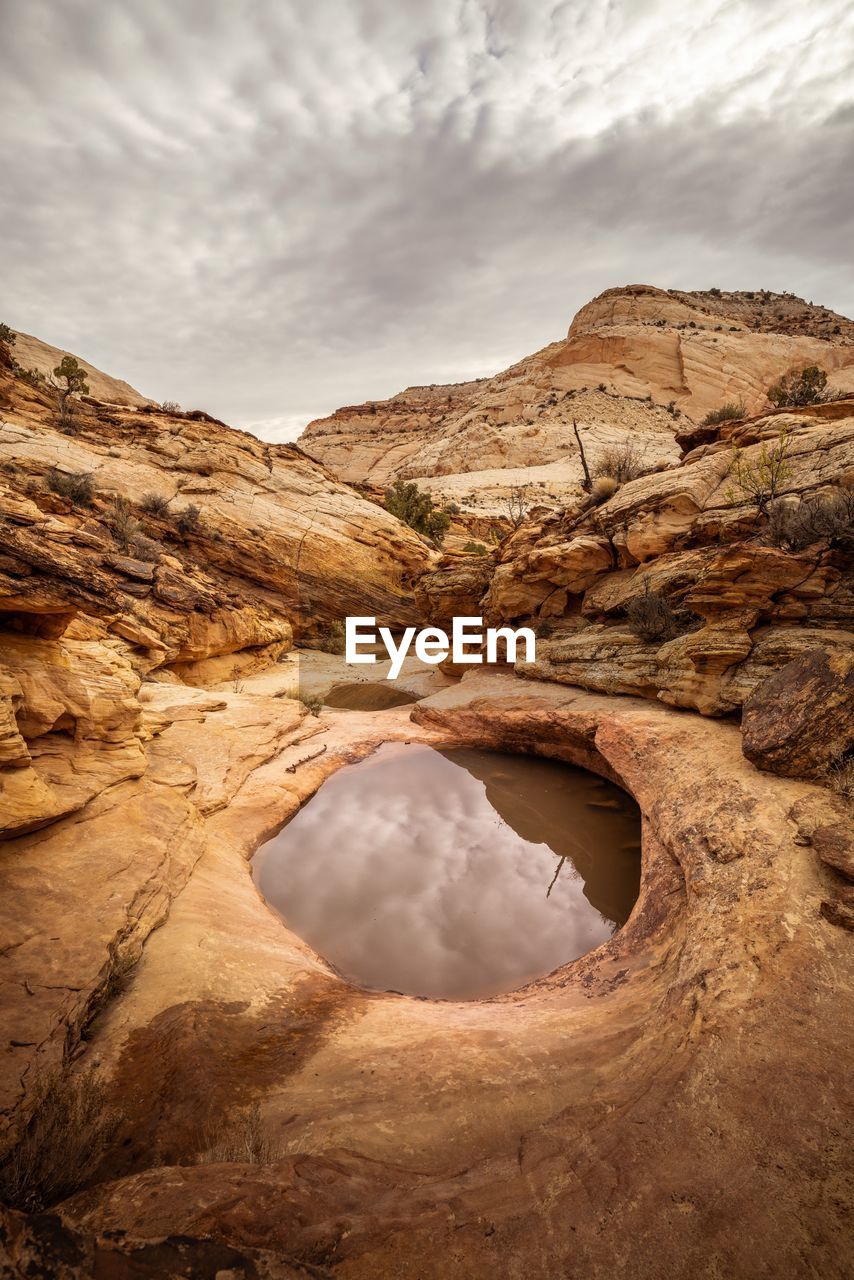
left=0, top=672, right=850, bottom=1279
left=417, top=402, right=854, bottom=723
left=300, top=285, right=854, bottom=514
left=742, top=647, right=854, bottom=778
left=0, top=346, right=435, bottom=835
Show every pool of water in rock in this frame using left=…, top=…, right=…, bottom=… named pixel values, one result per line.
left=322, top=682, right=418, bottom=710
left=253, top=743, right=641, bottom=1000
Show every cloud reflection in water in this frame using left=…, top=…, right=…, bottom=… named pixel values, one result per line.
left=253, top=743, right=640, bottom=1000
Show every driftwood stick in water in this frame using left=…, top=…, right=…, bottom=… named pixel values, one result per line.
left=286, top=744, right=328, bottom=773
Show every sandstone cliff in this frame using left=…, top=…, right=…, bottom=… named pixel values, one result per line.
left=0, top=299, right=852, bottom=1280
left=0, top=341, right=435, bottom=838
left=300, top=284, right=854, bottom=514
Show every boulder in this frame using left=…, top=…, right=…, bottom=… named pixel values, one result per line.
left=742, top=647, right=854, bottom=778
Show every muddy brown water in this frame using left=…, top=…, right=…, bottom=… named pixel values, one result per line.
left=322, top=682, right=418, bottom=710
left=253, top=743, right=641, bottom=1000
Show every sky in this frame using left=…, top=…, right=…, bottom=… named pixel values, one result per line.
left=1, top=0, right=852, bottom=441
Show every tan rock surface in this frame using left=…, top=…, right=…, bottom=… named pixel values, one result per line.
left=8, top=330, right=155, bottom=408
left=300, top=284, right=854, bottom=513
left=0, top=671, right=845, bottom=1279
left=0, top=344, right=437, bottom=833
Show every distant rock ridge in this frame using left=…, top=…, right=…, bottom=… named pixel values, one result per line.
left=299, top=283, right=854, bottom=515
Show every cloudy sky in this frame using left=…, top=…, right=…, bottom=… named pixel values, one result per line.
left=2, top=1, right=852, bottom=440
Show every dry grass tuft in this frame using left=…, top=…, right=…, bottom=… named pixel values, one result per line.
left=196, top=1102, right=283, bottom=1165
left=0, top=1064, right=119, bottom=1211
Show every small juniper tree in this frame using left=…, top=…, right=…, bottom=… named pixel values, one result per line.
left=384, top=479, right=450, bottom=546
left=49, top=356, right=89, bottom=430
left=701, top=400, right=746, bottom=427
left=767, top=365, right=828, bottom=408
left=725, top=429, right=792, bottom=514
left=0, top=322, right=16, bottom=348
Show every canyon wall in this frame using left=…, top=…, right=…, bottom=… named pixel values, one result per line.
left=300, top=284, right=854, bottom=513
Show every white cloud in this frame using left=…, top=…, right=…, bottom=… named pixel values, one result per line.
left=1, top=0, right=851, bottom=428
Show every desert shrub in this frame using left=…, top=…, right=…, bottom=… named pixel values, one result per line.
left=129, top=531, right=162, bottom=562
left=766, top=489, right=854, bottom=552
left=314, top=621, right=345, bottom=654
left=701, top=400, right=745, bottom=427
left=16, top=366, right=45, bottom=389
left=504, top=485, right=531, bottom=529
left=384, top=479, right=450, bottom=546
left=174, top=503, right=202, bottom=537
left=725, top=429, right=792, bottom=513
left=463, top=541, right=488, bottom=555
left=709, top=287, right=721, bottom=297
left=597, top=382, right=607, bottom=392
left=828, top=755, right=854, bottom=803
left=161, top=400, right=181, bottom=413
left=47, top=468, right=94, bottom=505
left=444, top=501, right=461, bottom=515
left=0, top=1064, right=119, bottom=1211
left=665, top=400, right=681, bottom=419
left=300, top=693, right=323, bottom=717
left=196, top=1102, right=281, bottom=1165
left=0, top=322, right=16, bottom=347
left=626, top=580, right=677, bottom=642
left=140, top=492, right=170, bottom=517
left=767, top=365, right=829, bottom=408
left=593, top=439, right=645, bottom=484
left=591, top=476, right=619, bottom=505
left=107, top=495, right=140, bottom=550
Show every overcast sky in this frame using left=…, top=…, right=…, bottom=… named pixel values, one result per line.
left=2, top=1, right=852, bottom=440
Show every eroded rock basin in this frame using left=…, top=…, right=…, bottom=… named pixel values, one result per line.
left=253, top=743, right=641, bottom=999
left=3, top=673, right=851, bottom=1280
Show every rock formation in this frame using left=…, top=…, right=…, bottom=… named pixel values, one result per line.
left=0, top=340, right=435, bottom=837
left=300, top=284, right=854, bottom=514
left=0, top=289, right=852, bottom=1279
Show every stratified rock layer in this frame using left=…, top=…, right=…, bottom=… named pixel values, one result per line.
left=0, top=348, right=435, bottom=836
left=300, top=284, right=854, bottom=514
left=0, top=672, right=849, bottom=1279
left=742, top=646, right=854, bottom=778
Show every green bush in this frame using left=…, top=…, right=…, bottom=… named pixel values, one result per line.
left=767, top=365, right=829, bottom=408
left=701, top=400, right=745, bottom=426
left=725, top=429, right=792, bottom=513
left=0, top=322, right=16, bottom=347
left=384, top=479, right=450, bottom=546
left=463, top=541, right=488, bottom=555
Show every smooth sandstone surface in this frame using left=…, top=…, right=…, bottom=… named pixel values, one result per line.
left=0, top=670, right=848, bottom=1278
left=0, top=292, right=852, bottom=1278
left=300, top=284, right=854, bottom=513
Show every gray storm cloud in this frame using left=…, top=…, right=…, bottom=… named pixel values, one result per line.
left=1, top=0, right=852, bottom=439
